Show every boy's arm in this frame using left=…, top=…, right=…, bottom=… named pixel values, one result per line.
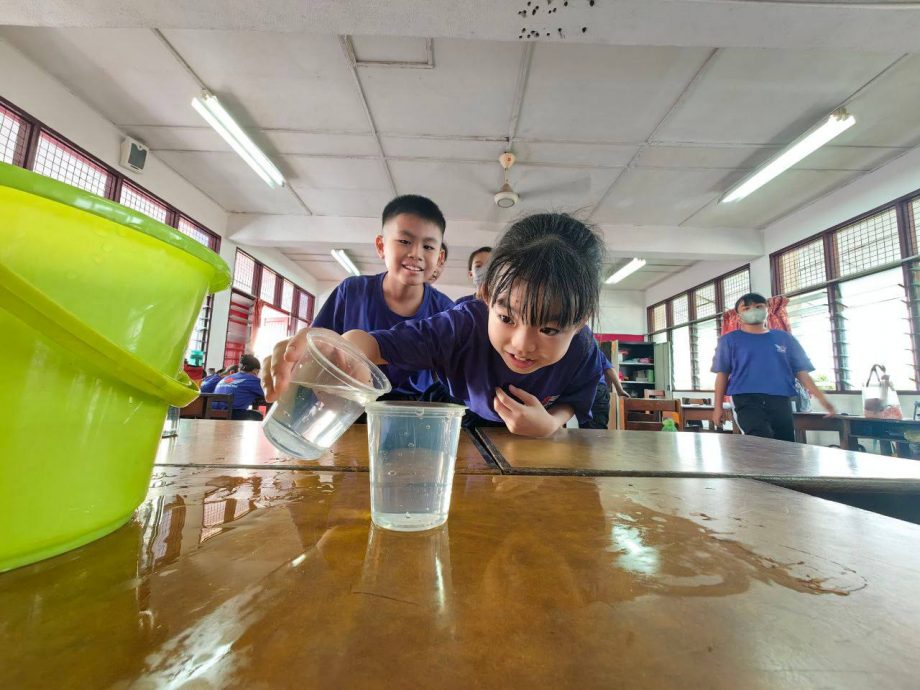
left=796, top=371, right=836, bottom=416
left=712, top=372, right=728, bottom=428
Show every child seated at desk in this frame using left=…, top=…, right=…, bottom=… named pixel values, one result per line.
left=262, top=212, right=606, bottom=437
left=214, top=355, right=266, bottom=421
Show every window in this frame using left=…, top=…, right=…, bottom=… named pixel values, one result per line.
left=647, top=266, right=750, bottom=390
left=233, top=251, right=257, bottom=294
left=187, top=296, right=213, bottom=361
left=281, top=280, right=294, bottom=313
left=773, top=194, right=920, bottom=391
left=260, top=268, right=277, bottom=303
left=119, top=182, right=169, bottom=223
left=0, top=103, right=29, bottom=166
left=32, top=132, right=110, bottom=197
left=177, top=216, right=220, bottom=252
left=912, top=197, right=920, bottom=254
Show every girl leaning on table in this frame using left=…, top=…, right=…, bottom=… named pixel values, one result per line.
left=261, top=212, right=608, bottom=438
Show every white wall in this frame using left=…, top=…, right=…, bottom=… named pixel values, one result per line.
left=596, top=289, right=645, bottom=335
left=0, top=38, right=324, bottom=370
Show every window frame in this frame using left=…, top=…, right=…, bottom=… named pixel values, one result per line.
left=770, top=189, right=920, bottom=393
left=646, top=265, right=751, bottom=391
left=230, top=249, right=315, bottom=333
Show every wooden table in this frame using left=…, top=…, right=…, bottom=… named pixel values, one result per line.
left=794, top=412, right=920, bottom=457
left=4, top=465, right=920, bottom=688
left=477, top=427, right=920, bottom=492
left=156, top=419, right=499, bottom=474
left=681, top=404, right=737, bottom=432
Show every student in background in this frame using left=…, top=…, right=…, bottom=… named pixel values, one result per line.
left=311, top=195, right=454, bottom=400
left=200, top=364, right=238, bottom=394
left=711, top=292, right=835, bottom=441
left=581, top=350, right=631, bottom=429
left=215, top=355, right=266, bottom=421
left=455, top=246, right=492, bottom=305
left=264, top=213, right=606, bottom=437
left=429, top=242, right=447, bottom=285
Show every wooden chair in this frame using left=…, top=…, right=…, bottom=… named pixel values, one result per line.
left=644, top=389, right=666, bottom=399
left=179, top=393, right=233, bottom=420
left=619, top=398, right=684, bottom=431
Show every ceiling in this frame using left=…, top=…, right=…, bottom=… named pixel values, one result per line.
left=2, top=2, right=919, bottom=293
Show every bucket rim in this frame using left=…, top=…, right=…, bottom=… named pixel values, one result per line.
left=0, top=162, right=231, bottom=292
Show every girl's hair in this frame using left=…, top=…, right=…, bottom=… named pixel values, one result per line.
left=484, top=213, right=603, bottom=329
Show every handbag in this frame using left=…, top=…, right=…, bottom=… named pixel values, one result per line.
left=862, top=364, right=902, bottom=419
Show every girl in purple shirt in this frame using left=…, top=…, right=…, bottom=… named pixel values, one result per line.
left=263, top=213, right=607, bottom=438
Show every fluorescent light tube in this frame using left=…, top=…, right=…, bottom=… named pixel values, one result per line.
left=606, top=258, right=646, bottom=284
left=331, top=249, right=361, bottom=277
left=721, top=108, right=855, bottom=203
left=191, top=91, right=285, bottom=188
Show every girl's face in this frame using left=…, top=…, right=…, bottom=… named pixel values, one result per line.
left=486, top=284, right=585, bottom=375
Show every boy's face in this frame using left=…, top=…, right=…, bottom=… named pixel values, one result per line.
left=737, top=301, right=767, bottom=316
left=485, top=283, right=584, bottom=375
left=376, top=213, right=442, bottom=286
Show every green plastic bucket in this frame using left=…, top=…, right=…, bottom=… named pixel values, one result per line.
left=0, top=162, right=230, bottom=572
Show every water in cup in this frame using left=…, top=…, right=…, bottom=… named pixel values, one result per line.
left=366, top=402, right=466, bottom=531
left=262, top=330, right=391, bottom=459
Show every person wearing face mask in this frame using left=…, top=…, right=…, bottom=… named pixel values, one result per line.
left=711, top=292, right=835, bottom=441
left=454, top=246, right=492, bottom=304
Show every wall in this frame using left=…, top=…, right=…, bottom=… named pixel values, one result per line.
left=0, top=38, right=323, bottom=369
left=596, top=289, right=645, bottom=335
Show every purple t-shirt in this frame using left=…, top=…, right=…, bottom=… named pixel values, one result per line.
left=214, top=372, right=265, bottom=410
left=712, top=329, right=813, bottom=397
left=453, top=294, right=477, bottom=305
left=370, top=300, right=605, bottom=425
left=199, top=373, right=221, bottom=394
left=313, top=272, right=455, bottom=395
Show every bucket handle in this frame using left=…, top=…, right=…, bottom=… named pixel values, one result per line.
left=0, top=261, right=199, bottom=407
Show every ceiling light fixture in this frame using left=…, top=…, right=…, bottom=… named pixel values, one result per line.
left=606, top=258, right=646, bottom=285
left=720, top=108, right=855, bottom=204
left=191, top=90, right=285, bottom=189
left=331, top=249, right=361, bottom=277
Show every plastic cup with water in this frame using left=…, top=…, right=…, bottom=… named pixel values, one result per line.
left=366, top=401, right=466, bottom=532
left=262, top=330, right=391, bottom=458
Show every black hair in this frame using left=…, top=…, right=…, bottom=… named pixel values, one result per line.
left=735, top=292, right=768, bottom=311
left=381, top=195, right=446, bottom=235
left=484, top=213, right=603, bottom=329
left=239, top=354, right=261, bottom=373
left=467, top=246, right=492, bottom=272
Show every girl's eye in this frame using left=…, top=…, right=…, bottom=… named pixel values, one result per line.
left=498, top=314, right=513, bottom=325
left=540, top=327, right=560, bottom=336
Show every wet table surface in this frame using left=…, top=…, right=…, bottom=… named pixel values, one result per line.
left=478, top=428, right=920, bottom=491
left=157, top=419, right=499, bottom=474
left=3, top=466, right=920, bottom=688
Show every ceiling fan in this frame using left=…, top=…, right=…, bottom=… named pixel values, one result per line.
left=493, top=151, right=591, bottom=209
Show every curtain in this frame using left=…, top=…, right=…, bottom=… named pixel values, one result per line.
left=720, top=296, right=790, bottom=335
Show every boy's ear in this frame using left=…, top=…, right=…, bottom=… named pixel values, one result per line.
left=374, top=234, right=385, bottom=259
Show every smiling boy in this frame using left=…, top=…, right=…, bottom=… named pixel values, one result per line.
left=311, top=195, right=454, bottom=399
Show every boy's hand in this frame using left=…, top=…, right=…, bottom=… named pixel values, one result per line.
left=710, top=410, right=723, bottom=430
left=493, top=385, right=561, bottom=438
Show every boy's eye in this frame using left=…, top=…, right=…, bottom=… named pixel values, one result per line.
left=425, top=245, right=436, bottom=251
left=397, top=239, right=409, bottom=245
left=498, top=314, right=513, bottom=325
left=540, top=327, right=560, bottom=336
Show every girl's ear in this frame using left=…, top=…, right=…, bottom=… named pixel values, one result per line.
left=374, top=234, right=385, bottom=259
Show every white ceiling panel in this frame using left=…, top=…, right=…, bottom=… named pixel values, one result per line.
left=654, top=49, right=900, bottom=145
left=380, top=136, right=507, bottom=161
left=593, top=168, right=730, bottom=226
left=0, top=27, right=202, bottom=127
left=830, top=55, right=920, bottom=148
left=160, top=31, right=370, bottom=131
left=157, top=150, right=307, bottom=214
left=264, top=131, right=379, bottom=157
left=286, top=156, right=390, bottom=191
left=287, top=187, right=395, bottom=218
left=359, top=39, right=523, bottom=137
left=636, top=144, right=906, bottom=172
left=517, top=44, right=713, bottom=143
left=685, top=169, right=859, bottom=229
left=513, top=141, right=638, bottom=167
left=351, top=35, right=429, bottom=64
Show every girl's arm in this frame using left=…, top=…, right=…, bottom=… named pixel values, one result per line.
left=604, top=368, right=630, bottom=397
left=796, top=371, right=837, bottom=416
left=342, top=329, right=387, bottom=365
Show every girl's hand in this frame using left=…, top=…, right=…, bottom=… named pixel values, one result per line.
left=260, top=327, right=347, bottom=402
left=493, top=385, right=562, bottom=438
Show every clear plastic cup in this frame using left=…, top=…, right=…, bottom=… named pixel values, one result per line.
left=366, top=401, right=466, bottom=532
left=262, top=330, right=391, bottom=459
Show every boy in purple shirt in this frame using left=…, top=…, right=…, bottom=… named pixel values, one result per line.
left=712, top=292, right=835, bottom=441
left=454, top=246, right=492, bottom=305
left=312, top=195, right=454, bottom=399
left=264, top=213, right=607, bottom=437
left=214, top=355, right=266, bottom=421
